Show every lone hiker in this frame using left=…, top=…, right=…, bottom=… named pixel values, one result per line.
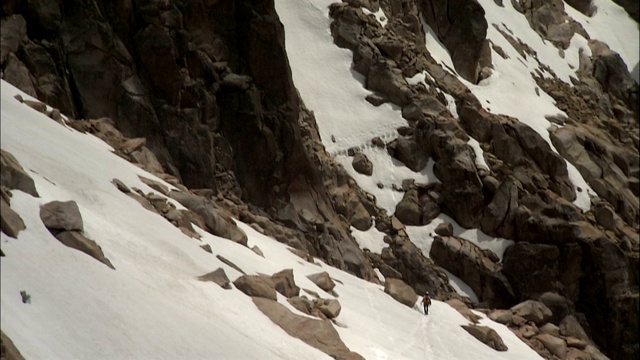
left=422, top=291, right=431, bottom=315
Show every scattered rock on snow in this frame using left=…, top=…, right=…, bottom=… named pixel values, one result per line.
left=233, top=275, right=277, bottom=300
left=461, top=324, right=508, bottom=351
left=307, top=272, right=336, bottom=292
left=198, top=268, right=231, bottom=289
left=383, top=278, right=418, bottom=307
left=0, top=197, right=25, bottom=238
left=55, top=231, right=115, bottom=269
left=1, top=150, right=39, bottom=197
left=271, top=269, right=300, bottom=298
left=252, top=297, right=364, bottom=359
left=40, top=201, right=84, bottom=232
left=352, top=152, right=373, bottom=176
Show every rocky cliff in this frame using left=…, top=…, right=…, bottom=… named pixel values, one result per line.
left=1, top=0, right=638, bottom=359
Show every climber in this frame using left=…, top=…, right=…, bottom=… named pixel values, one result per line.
left=422, top=291, right=431, bottom=315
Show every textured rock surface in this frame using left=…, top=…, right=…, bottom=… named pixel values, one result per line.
left=252, top=297, right=364, bottom=360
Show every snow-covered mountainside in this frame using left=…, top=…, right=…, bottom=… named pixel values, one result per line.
left=1, top=80, right=542, bottom=359
left=1, top=0, right=638, bottom=359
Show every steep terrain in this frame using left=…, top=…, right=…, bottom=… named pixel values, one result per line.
left=1, top=0, right=639, bottom=359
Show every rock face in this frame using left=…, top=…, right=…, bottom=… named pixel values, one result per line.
left=0, top=0, right=377, bottom=284
left=39, top=201, right=84, bottom=232
left=418, top=0, right=490, bottom=83
left=252, top=297, right=364, bottom=360
left=430, top=236, right=515, bottom=308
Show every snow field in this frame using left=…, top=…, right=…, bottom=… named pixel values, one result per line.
left=1, top=69, right=544, bottom=360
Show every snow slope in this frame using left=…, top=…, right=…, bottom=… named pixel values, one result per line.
left=0, top=80, right=544, bottom=359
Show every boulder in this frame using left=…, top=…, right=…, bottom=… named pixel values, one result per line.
left=488, top=309, right=513, bottom=325
left=535, top=333, right=567, bottom=359
left=169, top=191, right=247, bottom=245
left=0, top=197, right=25, bottom=238
left=537, top=292, right=574, bottom=325
left=461, top=325, right=508, bottom=351
left=288, top=296, right=313, bottom=315
left=510, top=300, right=553, bottom=325
left=233, top=275, right=277, bottom=300
left=394, top=188, right=422, bottom=226
left=271, top=269, right=300, bottom=298
left=446, top=298, right=481, bottom=323
left=40, top=201, right=84, bottom=232
left=1, top=150, right=39, bottom=197
left=252, top=297, right=364, bottom=360
left=307, top=272, right=336, bottom=292
left=434, top=222, right=453, bottom=236
left=55, top=231, right=114, bottom=269
left=349, top=202, right=372, bottom=231
left=383, top=278, right=418, bottom=307
left=316, top=298, right=342, bottom=319
left=387, top=137, right=429, bottom=171
left=559, top=315, right=590, bottom=343
left=198, top=268, right=231, bottom=289
left=540, top=323, right=560, bottom=337
left=352, top=152, right=373, bottom=176
left=0, top=330, right=25, bottom=360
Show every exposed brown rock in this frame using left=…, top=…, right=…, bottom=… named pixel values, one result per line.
left=461, top=324, right=508, bottom=351
left=55, top=231, right=115, bottom=269
left=1, top=330, right=25, bottom=360
left=383, top=278, right=418, bottom=307
left=307, top=272, right=336, bottom=293
left=252, top=297, right=364, bottom=360
left=1, top=150, right=39, bottom=197
left=233, top=275, right=277, bottom=300
left=430, top=236, right=514, bottom=308
left=40, top=201, right=84, bottom=232
left=0, top=197, right=25, bottom=239
left=271, top=269, right=300, bottom=298
left=198, top=268, right=231, bottom=289
left=510, top=300, right=553, bottom=325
